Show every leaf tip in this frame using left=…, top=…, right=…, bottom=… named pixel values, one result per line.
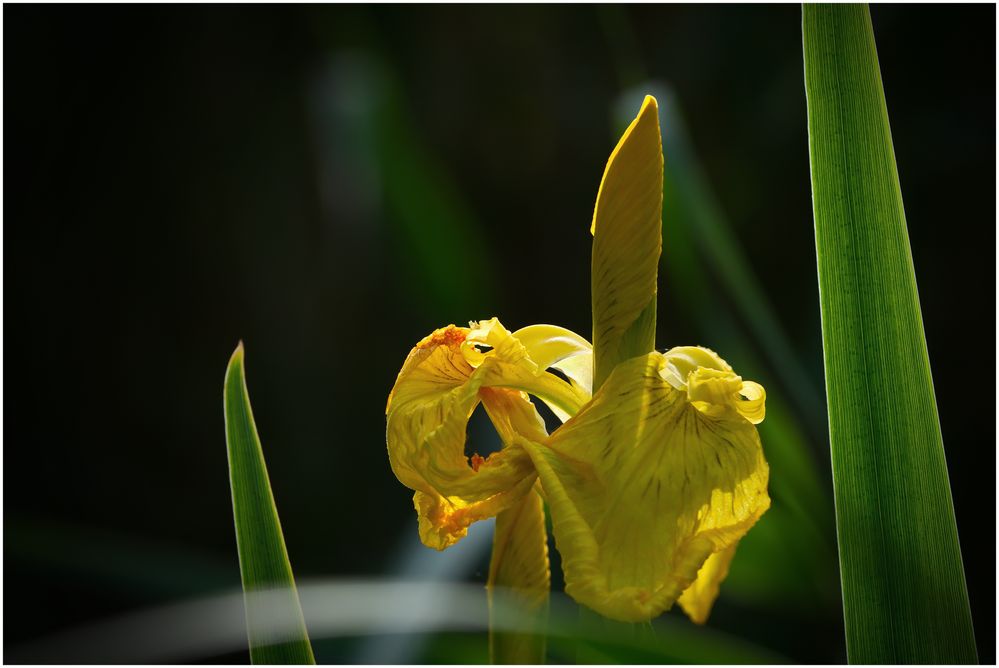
left=225, top=342, right=246, bottom=395
left=229, top=340, right=245, bottom=365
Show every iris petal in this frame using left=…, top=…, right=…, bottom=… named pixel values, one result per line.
left=487, top=486, right=550, bottom=663
left=466, top=319, right=590, bottom=419
left=386, top=319, right=588, bottom=549
left=677, top=543, right=738, bottom=624
left=521, top=352, right=769, bottom=622
left=590, top=95, right=664, bottom=389
left=512, top=323, right=593, bottom=421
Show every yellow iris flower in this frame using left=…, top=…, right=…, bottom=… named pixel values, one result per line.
left=385, top=96, right=770, bottom=627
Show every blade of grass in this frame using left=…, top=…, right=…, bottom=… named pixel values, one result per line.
left=802, top=5, right=976, bottom=663
left=224, top=343, right=316, bottom=664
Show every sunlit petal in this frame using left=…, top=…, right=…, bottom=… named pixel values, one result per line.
left=664, top=345, right=767, bottom=424
left=386, top=319, right=588, bottom=549
left=413, top=475, right=538, bottom=551
left=677, top=543, right=738, bottom=624
left=522, top=352, right=769, bottom=622
left=512, top=323, right=593, bottom=421
left=590, top=95, right=663, bottom=389
left=465, top=318, right=591, bottom=419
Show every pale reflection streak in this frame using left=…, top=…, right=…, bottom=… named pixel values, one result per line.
left=8, top=578, right=544, bottom=663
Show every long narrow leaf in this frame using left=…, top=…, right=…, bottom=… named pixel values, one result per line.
left=224, top=343, right=316, bottom=664
left=802, top=5, right=976, bottom=663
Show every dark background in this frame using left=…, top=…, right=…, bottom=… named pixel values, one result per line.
left=5, top=4, right=995, bottom=663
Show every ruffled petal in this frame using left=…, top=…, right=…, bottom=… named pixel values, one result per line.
left=466, top=319, right=590, bottom=419
left=521, top=351, right=769, bottom=622
left=663, top=346, right=767, bottom=424
left=386, top=319, right=588, bottom=549
left=413, top=475, right=538, bottom=551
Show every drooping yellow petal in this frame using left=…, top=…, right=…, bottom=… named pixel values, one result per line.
left=487, top=486, right=550, bottom=664
left=591, top=95, right=664, bottom=390
left=521, top=351, right=769, bottom=622
left=677, top=543, right=738, bottom=624
left=386, top=318, right=588, bottom=549
left=413, top=478, right=537, bottom=551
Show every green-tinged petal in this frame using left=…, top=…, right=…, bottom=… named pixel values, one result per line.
left=386, top=319, right=587, bottom=549
left=466, top=318, right=590, bottom=419
left=677, top=544, right=738, bottom=625
left=591, top=95, right=663, bottom=390
left=487, top=486, right=551, bottom=664
left=511, top=324, right=593, bottom=392
left=513, top=324, right=593, bottom=421
left=522, top=351, right=769, bottom=622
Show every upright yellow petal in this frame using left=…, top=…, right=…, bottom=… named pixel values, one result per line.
left=386, top=318, right=589, bottom=549
left=591, top=95, right=664, bottom=390
left=521, top=351, right=769, bottom=622
left=487, top=487, right=550, bottom=664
